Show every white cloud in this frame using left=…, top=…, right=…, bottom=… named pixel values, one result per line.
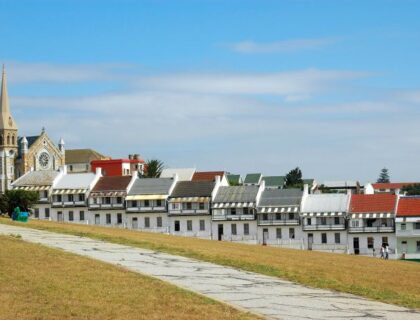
left=227, top=38, right=337, bottom=54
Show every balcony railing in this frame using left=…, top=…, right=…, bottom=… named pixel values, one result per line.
left=126, top=206, right=167, bottom=213
left=168, top=209, right=210, bottom=215
left=89, top=203, right=125, bottom=210
left=212, top=214, right=255, bottom=221
left=349, top=226, right=394, bottom=233
left=396, top=229, right=420, bottom=237
left=303, top=223, right=346, bottom=231
left=52, top=200, right=86, bottom=207
left=257, top=218, right=300, bottom=226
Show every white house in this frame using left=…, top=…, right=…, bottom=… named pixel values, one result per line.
left=125, top=176, right=177, bottom=232
left=395, top=196, right=420, bottom=260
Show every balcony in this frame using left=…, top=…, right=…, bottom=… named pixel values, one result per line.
left=349, top=226, right=394, bottom=233
left=126, top=206, right=167, bottom=213
left=257, top=218, right=300, bottom=226
left=89, top=203, right=125, bottom=210
left=396, top=229, right=420, bottom=237
left=303, top=223, right=346, bottom=231
left=168, top=209, right=210, bottom=216
left=212, top=214, right=255, bottom=221
left=52, top=200, right=86, bottom=207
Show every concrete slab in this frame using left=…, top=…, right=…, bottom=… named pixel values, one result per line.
left=1, top=224, right=419, bottom=320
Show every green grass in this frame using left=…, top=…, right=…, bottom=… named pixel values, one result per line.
left=2, top=218, right=420, bottom=310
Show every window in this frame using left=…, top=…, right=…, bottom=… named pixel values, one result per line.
left=43, top=191, right=48, bottom=198
left=34, top=208, right=39, bottom=218
left=244, top=223, right=249, bottom=235
left=288, top=212, right=294, bottom=220
left=334, top=233, right=340, bottom=244
left=320, top=217, right=327, bottom=225
left=243, top=207, right=249, bottom=215
left=351, top=220, right=359, bottom=227
left=199, top=202, right=205, bottom=210
left=144, top=200, right=150, bottom=207
left=69, top=211, right=74, bottom=221
left=289, top=228, right=295, bottom=239
left=69, top=165, right=73, bottom=171
left=263, top=213, right=268, bottom=220
left=415, top=223, right=420, bottom=230
left=156, top=199, right=162, bottom=207
left=276, top=228, right=282, bottom=239
left=174, top=220, right=180, bottom=232
left=334, top=217, right=340, bottom=225
left=132, top=200, right=137, bottom=207
left=199, top=219, right=205, bottom=231
left=367, top=237, right=374, bottom=249
left=106, top=214, right=111, bottom=225
left=417, top=241, right=420, bottom=252
left=117, top=213, right=122, bottom=224
left=145, top=217, right=150, bottom=228
left=231, top=224, right=237, bottom=235
left=68, top=194, right=74, bottom=202
left=105, top=197, right=111, bottom=204
left=56, top=195, right=62, bottom=202
left=171, top=203, right=180, bottom=210
left=116, top=197, right=122, bottom=204
left=276, top=213, right=281, bottom=220
left=79, top=211, right=85, bottom=221
left=321, top=233, right=327, bottom=244
left=382, top=237, right=388, bottom=246
left=45, top=208, right=50, bottom=218
left=230, top=208, right=236, bottom=215
left=401, top=223, right=406, bottom=230
left=78, top=194, right=85, bottom=202
left=187, top=220, right=193, bottom=231
left=186, top=202, right=192, bottom=210
left=307, top=218, right=312, bottom=225
left=157, top=217, right=162, bottom=228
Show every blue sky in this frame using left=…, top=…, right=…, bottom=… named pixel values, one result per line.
left=1, top=0, right=420, bottom=182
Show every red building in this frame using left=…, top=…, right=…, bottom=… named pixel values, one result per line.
left=91, top=155, right=145, bottom=177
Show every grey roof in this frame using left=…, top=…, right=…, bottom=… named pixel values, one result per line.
left=214, top=186, right=259, bottom=203
left=301, top=194, right=350, bottom=213
left=12, top=170, right=59, bottom=187
left=244, top=173, right=262, bottom=184
left=160, top=168, right=195, bottom=181
left=54, top=173, right=96, bottom=189
left=259, top=189, right=303, bottom=207
left=323, top=181, right=358, bottom=188
left=170, top=181, right=214, bottom=198
left=262, top=176, right=285, bottom=188
left=128, top=178, right=174, bottom=195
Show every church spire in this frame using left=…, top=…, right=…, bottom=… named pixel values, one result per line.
left=0, top=65, right=17, bottom=130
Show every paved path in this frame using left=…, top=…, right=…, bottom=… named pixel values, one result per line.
left=1, top=224, right=419, bottom=320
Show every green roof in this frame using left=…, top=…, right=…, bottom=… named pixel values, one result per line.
left=244, top=173, right=262, bottom=184
left=262, top=176, right=285, bottom=188
left=227, top=174, right=241, bottom=185
left=303, top=179, right=315, bottom=186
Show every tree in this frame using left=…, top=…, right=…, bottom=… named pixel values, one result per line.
left=0, top=189, right=38, bottom=216
left=401, top=184, right=420, bottom=196
left=144, top=159, right=164, bottom=178
left=285, top=167, right=303, bottom=188
left=377, top=168, right=390, bottom=183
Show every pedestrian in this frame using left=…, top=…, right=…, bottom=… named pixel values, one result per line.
left=380, top=245, right=384, bottom=259
left=385, top=244, right=389, bottom=260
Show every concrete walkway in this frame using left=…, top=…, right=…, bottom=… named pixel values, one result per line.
left=1, top=224, right=419, bottom=320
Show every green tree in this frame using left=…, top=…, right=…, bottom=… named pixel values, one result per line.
left=285, top=167, right=303, bottom=188
left=401, top=184, right=420, bottom=196
left=0, top=189, right=38, bottom=216
left=144, top=159, right=164, bottom=178
left=377, top=168, right=390, bottom=183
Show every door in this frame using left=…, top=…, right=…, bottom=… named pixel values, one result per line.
left=308, top=233, right=313, bottom=250
left=263, top=228, right=269, bottom=245
left=95, top=214, right=100, bottom=225
left=132, top=217, right=138, bottom=229
left=218, top=224, right=223, bottom=241
left=353, top=237, right=360, bottom=255
left=57, top=212, right=63, bottom=222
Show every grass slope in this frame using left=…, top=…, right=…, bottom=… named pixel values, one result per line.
left=0, top=234, right=257, bottom=320
left=2, top=218, right=420, bottom=310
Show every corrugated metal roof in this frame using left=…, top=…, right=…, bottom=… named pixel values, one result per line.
left=128, top=178, right=174, bottom=195
left=192, top=171, right=225, bottom=182
left=12, top=170, right=59, bottom=187
left=227, top=174, right=241, bottom=185
left=259, top=189, right=302, bottom=206
left=244, top=173, right=262, bottom=184
left=170, top=181, right=214, bottom=198
left=214, top=186, right=259, bottom=203
left=301, top=194, right=350, bottom=213
left=261, top=176, right=285, bottom=188
left=160, top=168, right=195, bottom=181
left=54, top=173, right=97, bottom=189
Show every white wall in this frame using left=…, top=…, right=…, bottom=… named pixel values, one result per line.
left=169, top=216, right=212, bottom=239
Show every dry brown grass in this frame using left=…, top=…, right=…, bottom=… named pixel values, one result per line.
left=0, top=234, right=257, bottom=320
left=2, top=218, right=420, bottom=309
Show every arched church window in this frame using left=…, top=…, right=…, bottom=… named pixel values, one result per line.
left=12, top=135, right=15, bottom=145
left=7, top=135, right=10, bottom=145
left=0, top=135, right=3, bottom=145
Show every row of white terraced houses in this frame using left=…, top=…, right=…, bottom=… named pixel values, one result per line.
left=11, top=166, right=420, bottom=259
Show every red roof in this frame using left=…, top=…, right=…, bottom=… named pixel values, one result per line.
left=396, top=198, right=420, bottom=217
left=372, top=182, right=418, bottom=190
left=350, top=194, right=396, bottom=213
left=192, top=171, right=225, bottom=182
left=91, top=176, right=132, bottom=192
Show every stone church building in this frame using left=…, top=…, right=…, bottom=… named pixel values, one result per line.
left=0, top=66, right=65, bottom=192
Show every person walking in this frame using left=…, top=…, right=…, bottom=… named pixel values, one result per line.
left=380, top=245, right=385, bottom=259
left=385, top=244, right=389, bottom=260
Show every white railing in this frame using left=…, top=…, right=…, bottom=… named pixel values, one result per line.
left=303, top=224, right=346, bottom=231
left=212, top=214, right=255, bottom=221
left=349, top=226, right=394, bottom=233
left=396, top=229, right=420, bottom=237
left=258, top=219, right=300, bottom=226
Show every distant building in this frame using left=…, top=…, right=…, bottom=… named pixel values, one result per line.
left=243, top=173, right=262, bottom=186
left=160, top=168, right=195, bottom=181
left=91, top=155, right=145, bottom=177
left=192, top=171, right=229, bottom=185
left=395, top=197, right=420, bottom=260
left=226, top=174, right=242, bottom=186
left=65, top=149, right=110, bottom=173
left=318, top=180, right=361, bottom=194
left=364, top=182, right=420, bottom=195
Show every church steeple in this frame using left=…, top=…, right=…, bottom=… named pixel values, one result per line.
left=0, top=65, right=17, bottom=131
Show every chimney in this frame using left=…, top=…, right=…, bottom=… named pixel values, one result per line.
left=95, top=167, right=102, bottom=176
left=59, top=165, right=68, bottom=175
left=303, top=184, right=309, bottom=196
left=128, top=154, right=133, bottom=160
left=133, top=154, right=139, bottom=160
